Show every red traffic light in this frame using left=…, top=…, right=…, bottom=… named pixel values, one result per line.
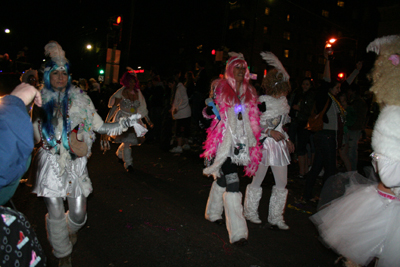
left=211, top=49, right=216, bottom=55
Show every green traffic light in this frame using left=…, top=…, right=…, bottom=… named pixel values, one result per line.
left=99, top=69, right=104, bottom=74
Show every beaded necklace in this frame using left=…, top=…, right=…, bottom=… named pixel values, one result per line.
left=328, top=93, right=345, bottom=121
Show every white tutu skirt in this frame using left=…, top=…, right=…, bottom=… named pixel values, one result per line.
left=310, top=175, right=400, bottom=267
left=260, top=138, right=290, bottom=166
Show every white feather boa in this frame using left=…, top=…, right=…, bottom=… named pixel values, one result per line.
left=258, top=95, right=290, bottom=121
left=203, top=106, right=256, bottom=178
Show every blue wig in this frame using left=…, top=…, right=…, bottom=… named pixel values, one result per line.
left=41, top=60, right=72, bottom=153
left=43, top=60, right=72, bottom=91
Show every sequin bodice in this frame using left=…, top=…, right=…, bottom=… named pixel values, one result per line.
left=120, top=98, right=140, bottom=114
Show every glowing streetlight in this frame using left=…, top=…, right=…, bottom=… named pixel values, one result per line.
left=328, top=38, right=337, bottom=44
left=86, top=44, right=92, bottom=50
left=326, top=36, right=358, bottom=62
left=5, top=29, right=10, bottom=34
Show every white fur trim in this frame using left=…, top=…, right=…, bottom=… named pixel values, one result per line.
left=259, top=95, right=290, bottom=121
left=372, top=105, right=400, bottom=161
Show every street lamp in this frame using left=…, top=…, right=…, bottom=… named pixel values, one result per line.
left=86, top=44, right=92, bottom=50
left=5, top=29, right=10, bottom=34
left=326, top=36, right=358, bottom=62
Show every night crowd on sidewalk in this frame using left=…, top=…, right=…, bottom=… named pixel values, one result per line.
left=1, top=34, right=399, bottom=267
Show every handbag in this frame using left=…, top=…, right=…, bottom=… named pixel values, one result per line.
left=306, top=99, right=329, bottom=132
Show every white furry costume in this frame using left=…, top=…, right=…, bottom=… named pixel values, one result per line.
left=310, top=35, right=400, bottom=267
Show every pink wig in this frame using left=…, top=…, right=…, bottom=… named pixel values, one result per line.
left=218, top=55, right=258, bottom=106
left=120, top=71, right=140, bottom=91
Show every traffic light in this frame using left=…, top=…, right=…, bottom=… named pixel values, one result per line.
left=116, top=16, right=122, bottom=25
left=109, top=15, right=123, bottom=44
left=211, top=49, right=216, bottom=55
left=99, top=69, right=105, bottom=75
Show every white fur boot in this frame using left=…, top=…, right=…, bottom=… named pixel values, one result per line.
left=223, top=192, right=248, bottom=244
left=66, top=211, right=87, bottom=246
left=205, top=180, right=226, bottom=222
left=243, top=185, right=262, bottom=224
left=45, top=213, right=73, bottom=259
left=268, top=186, right=289, bottom=230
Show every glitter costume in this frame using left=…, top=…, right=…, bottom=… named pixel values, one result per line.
left=105, top=72, right=149, bottom=172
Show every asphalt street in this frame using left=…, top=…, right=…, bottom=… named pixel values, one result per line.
left=10, top=134, right=373, bottom=267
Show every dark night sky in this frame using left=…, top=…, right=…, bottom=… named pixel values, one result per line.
left=1, top=0, right=225, bottom=77
left=2, top=0, right=398, bottom=79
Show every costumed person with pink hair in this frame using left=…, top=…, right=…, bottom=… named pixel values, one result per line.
left=243, top=52, right=294, bottom=230
left=310, top=35, right=400, bottom=267
left=201, top=52, right=262, bottom=246
left=102, top=70, right=150, bottom=173
left=31, top=41, right=142, bottom=267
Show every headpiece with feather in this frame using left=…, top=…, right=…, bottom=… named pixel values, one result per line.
left=260, top=51, right=290, bottom=82
left=44, top=41, right=68, bottom=71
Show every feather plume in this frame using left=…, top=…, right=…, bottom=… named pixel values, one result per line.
left=228, top=52, right=244, bottom=60
left=366, top=35, right=400, bottom=55
left=260, top=51, right=290, bottom=82
left=44, top=41, right=68, bottom=67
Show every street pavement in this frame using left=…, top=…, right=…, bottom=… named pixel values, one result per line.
left=11, top=134, right=373, bottom=267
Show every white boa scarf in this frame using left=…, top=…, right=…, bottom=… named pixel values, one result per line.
left=259, top=95, right=290, bottom=122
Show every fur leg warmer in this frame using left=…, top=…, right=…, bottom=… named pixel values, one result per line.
left=223, top=192, right=248, bottom=243
left=45, top=213, right=72, bottom=258
left=205, top=180, right=226, bottom=222
left=267, top=186, right=289, bottom=230
left=66, top=211, right=87, bottom=246
left=244, top=185, right=263, bottom=224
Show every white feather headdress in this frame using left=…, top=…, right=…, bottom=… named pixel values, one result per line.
left=44, top=41, right=68, bottom=67
left=260, top=51, right=290, bottom=82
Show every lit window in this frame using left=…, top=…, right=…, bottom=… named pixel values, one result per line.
left=263, top=26, right=268, bottom=34
left=322, top=10, right=329, bottom=18
left=337, top=1, right=345, bottom=7
left=284, top=50, right=289, bottom=58
left=287, top=14, right=290, bottom=22
left=265, top=7, right=270, bottom=15
left=283, top=31, right=290, bottom=41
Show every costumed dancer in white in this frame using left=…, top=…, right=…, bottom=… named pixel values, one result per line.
left=102, top=71, right=149, bottom=173
left=244, top=52, right=294, bottom=229
left=201, top=52, right=262, bottom=246
left=31, top=41, right=142, bottom=267
left=310, top=35, right=400, bottom=267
